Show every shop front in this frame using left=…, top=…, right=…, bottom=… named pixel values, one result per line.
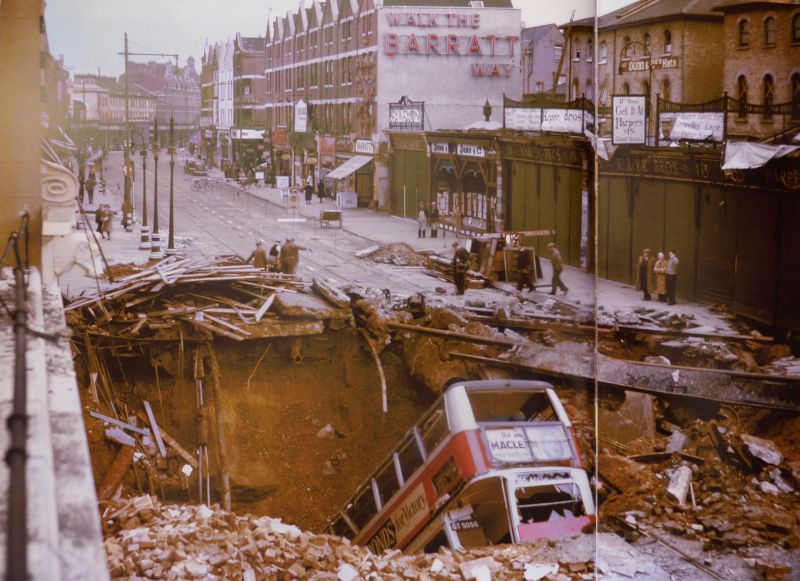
left=324, top=136, right=375, bottom=207
left=202, top=127, right=217, bottom=167
left=271, top=126, right=291, bottom=181
left=231, top=129, right=266, bottom=169
left=388, top=132, right=429, bottom=220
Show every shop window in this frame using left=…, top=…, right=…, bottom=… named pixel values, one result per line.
left=764, top=17, right=776, bottom=46
left=763, top=74, right=774, bottom=119
left=462, top=163, right=486, bottom=222
left=663, top=30, right=672, bottom=53
left=792, top=73, right=800, bottom=119
left=738, top=19, right=750, bottom=47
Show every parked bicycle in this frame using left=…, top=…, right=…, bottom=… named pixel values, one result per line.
left=191, top=177, right=214, bottom=191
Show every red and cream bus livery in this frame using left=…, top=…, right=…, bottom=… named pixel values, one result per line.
left=325, top=380, right=595, bottom=553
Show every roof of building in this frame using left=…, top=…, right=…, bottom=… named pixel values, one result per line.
left=712, top=0, right=799, bottom=13
left=238, top=35, right=265, bottom=53
left=563, top=0, right=726, bottom=31
left=521, top=23, right=562, bottom=45
left=381, top=0, right=513, bottom=7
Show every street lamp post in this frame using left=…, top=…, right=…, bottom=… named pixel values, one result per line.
left=149, top=118, right=164, bottom=260
left=138, top=133, right=151, bottom=249
left=166, top=116, right=177, bottom=256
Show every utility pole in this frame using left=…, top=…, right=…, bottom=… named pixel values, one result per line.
left=123, top=33, right=134, bottom=231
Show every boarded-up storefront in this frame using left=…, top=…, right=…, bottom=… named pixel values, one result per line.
left=599, top=148, right=800, bottom=331
left=388, top=133, right=429, bottom=220
left=504, top=137, right=587, bottom=268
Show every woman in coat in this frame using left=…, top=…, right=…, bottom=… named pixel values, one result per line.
left=653, top=252, right=668, bottom=302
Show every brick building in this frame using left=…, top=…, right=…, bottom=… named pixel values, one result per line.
left=565, top=0, right=726, bottom=139
left=716, top=0, right=800, bottom=139
left=261, top=0, right=522, bottom=207
left=562, top=18, right=595, bottom=103
left=520, top=23, right=566, bottom=95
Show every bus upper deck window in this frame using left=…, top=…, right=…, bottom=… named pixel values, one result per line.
left=346, top=486, right=378, bottom=530
left=467, top=391, right=556, bottom=423
left=398, top=436, right=424, bottom=482
left=420, top=408, right=448, bottom=454
left=375, top=458, right=401, bottom=506
left=330, top=515, right=355, bottom=539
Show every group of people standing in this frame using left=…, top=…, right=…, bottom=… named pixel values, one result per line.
left=417, top=202, right=441, bottom=238
left=247, top=238, right=311, bottom=275
left=94, top=204, right=114, bottom=240
left=304, top=175, right=327, bottom=204
left=637, top=248, right=679, bottom=305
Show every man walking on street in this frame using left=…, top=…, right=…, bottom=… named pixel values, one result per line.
left=317, top=179, right=326, bottom=202
left=666, top=250, right=679, bottom=305
left=452, top=241, right=470, bottom=295
left=279, top=238, right=311, bottom=275
left=636, top=248, right=655, bottom=301
left=86, top=168, right=97, bottom=205
left=247, top=240, right=269, bottom=270
left=547, top=242, right=568, bottom=296
left=429, top=203, right=440, bottom=238
left=516, top=243, right=535, bottom=292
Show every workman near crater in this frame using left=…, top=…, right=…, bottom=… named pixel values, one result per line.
left=247, top=240, right=269, bottom=270
left=452, top=241, right=470, bottom=295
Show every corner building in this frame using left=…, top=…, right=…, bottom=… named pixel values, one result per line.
left=263, top=0, right=522, bottom=207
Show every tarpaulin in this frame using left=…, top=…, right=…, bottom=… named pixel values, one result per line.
left=721, top=141, right=799, bottom=170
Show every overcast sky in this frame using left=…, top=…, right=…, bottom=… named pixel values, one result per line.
left=46, top=0, right=633, bottom=76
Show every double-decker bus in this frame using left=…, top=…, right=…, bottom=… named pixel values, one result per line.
left=325, top=379, right=595, bottom=554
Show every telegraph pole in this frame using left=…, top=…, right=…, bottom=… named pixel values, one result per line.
left=123, top=33, right=134, bottom=231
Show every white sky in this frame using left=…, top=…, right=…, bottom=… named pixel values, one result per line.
left=46, top=0, right=634, bottom=77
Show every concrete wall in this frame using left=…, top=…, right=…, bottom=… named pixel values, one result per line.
left=0, top=0, right=44, bottom=268
left=376, top=7, right=523, bottom=134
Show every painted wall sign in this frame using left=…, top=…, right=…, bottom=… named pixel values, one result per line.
left=366, top=483, right=429, bottom=554
left=355, top=139, right=376, bottom=154
left=485, top=428, right=533, bottom=463
left=659, top=112, right=724, bottom=143
left=612, top=95, right=647, bottom=145
left=430, top=142, right=450, bottom=155
left=541, top=109, right=591, bottom=134
left=294, top=99, right=308, bottom=133
left=505, top=107, right=542, bottom=131
left=619, top=56, right=679, bottom=73
left=456, top=143, right=485, bottom=158
left=386, top=12, right=482, bottom=28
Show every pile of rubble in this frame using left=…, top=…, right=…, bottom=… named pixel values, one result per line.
left=356, top=243, right=429, bottom=267
left=103, top=496, right=598, bottom=580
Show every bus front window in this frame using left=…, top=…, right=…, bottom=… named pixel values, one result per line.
left=447, top=478, right=511, bottom=548
left=515, top=483, right=585, bottom=524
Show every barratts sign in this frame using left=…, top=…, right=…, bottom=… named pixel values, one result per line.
left=389, top=96, right=425, bottom=131
left=485, top=428, right=533, bottom=463
left=612, top=96, right=647, bottom=145
left=366, top=483, right=429, bottom=554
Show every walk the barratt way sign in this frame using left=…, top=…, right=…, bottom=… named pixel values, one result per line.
left=612, top=95, right=647, bottom=145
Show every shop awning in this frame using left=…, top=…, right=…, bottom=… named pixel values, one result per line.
left=231, top=129, right=265, bottom=140
left=722, top=141, right=799, bottom=170
left=325, top=155, right=372, bottom=180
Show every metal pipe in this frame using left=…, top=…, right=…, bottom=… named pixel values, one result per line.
left=6, top=265, right=28, bottom=581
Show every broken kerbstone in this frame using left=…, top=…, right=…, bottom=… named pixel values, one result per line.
left=667, top=465, right=693, bottom=505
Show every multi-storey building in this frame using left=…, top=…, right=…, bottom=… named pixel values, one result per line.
left=72, top=74, right=157, bottom=148
left=262, top=0, right=523, bottom=207
left=231, top=34, right=267, bottom=167
left=520, top=24, right=566, bottom=95
left=716, top=0, right=800, bottom=139
left=123, top=58, right=201, bottom=147
left=200, top=44, right=217, bottom=164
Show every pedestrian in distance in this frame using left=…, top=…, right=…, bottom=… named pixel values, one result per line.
left=269, top=240, right=281, bottom=270
left=417, top=203, right=429, bottom=238
left=86, top=169, right=97, bottom=205
left=317, top=179, right=326, bottom=202
left=247, top=240, right=269, bottom=270
left=516, top=243, right=535, bottom=292
left=78, top=167, right=86, bottom=204
left=636, top=248, right=655, bottom=301
left=95, top=204, right=104, bottom=233
left=547, top=242, right=568, bottom=296
left=429, top=203, right=440, bottom=238
left=653, top=252, right=668, bottom=303
left=452, top=241, right=470, bottom=295
left=666, top=250, right=679, bottom=305
left=304, top=181, right=314, bottom=204
left=100, top=204, right=113, bottom=240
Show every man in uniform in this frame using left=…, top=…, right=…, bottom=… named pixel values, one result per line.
left=452, top=241, right=470, bottom=295
left=279, top=238, right=311, bottom=275
left=247, top=240, right=269, bottom=270
left=516, top=243, right=535, bottom=292
left=547, top=242, right=568, bottom=296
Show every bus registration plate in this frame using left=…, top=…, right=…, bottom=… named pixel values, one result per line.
left=485, top=428, right=533, bottom=463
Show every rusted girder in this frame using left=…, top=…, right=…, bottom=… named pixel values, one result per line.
left=448, top=352, right=800, bottom=412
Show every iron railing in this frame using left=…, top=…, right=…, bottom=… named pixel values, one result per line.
left=2, top=212, right=30, bottom=581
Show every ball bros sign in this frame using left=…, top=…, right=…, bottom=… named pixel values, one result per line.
left=384, top=12, right=519, bottom=78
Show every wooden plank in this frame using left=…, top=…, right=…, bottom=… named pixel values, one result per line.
left=255, top=294, right=276, bottom=322
left=89, top=411, right=150, bottom=436
left=143, top=401, right=167, bottom=458
left=205, top=314, right=252, bottom=336
left=183, top=316, right=245, bottom=341
left=159, top=428, right=199, bottom=469
left=154, top=265, right=170, bottom=285
left=386, top=322, right=519, bottom=347
left=187, top=292, right=257, bottom=310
